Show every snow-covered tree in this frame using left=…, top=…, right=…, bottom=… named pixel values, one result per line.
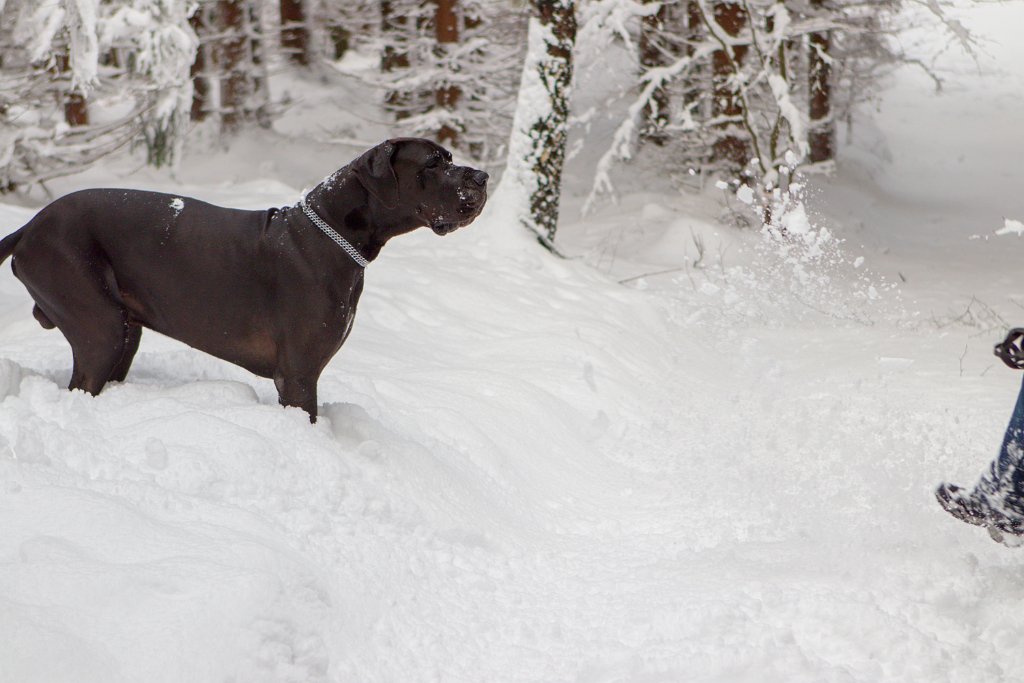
left=807, top=0, right=833, bottom=163
left=581, top=0, right=986, bottom=223
left=380, top=0, right=421, bottom=121
left=637, top=0, right=672, bottom=145
left=188, top=1, right=270, bottom=133
left=218, top=0, right=270, bottom=132
left=705, top=1, right=752, bottom=174
left=378, top=0, right=527, bottom=163
left=434, top=0, right=460, bottom=145
left=104, top=0, right=199, bottom=166
left=499, top=0, right=576, bottom=250
left=0, top=0, right=197, bottom=189
left=279, top=0, right=311, bottom=65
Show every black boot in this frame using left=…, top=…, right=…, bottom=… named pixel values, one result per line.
left=936, top=481, right=1024, bottom=547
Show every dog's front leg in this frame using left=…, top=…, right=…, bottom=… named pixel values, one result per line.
left=274, top=370, right=320, bottom=423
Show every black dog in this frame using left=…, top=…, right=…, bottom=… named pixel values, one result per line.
left=0, top=138, right=488, bottom=421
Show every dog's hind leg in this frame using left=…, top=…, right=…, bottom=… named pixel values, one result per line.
left=19, top=258, right=132, bottom=395
left=108, top=324, right=142, bottom=383
left=64, top=307, right=132, bottom=395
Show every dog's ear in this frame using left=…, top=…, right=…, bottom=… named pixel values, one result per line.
left=353, top=140, right=400, bottom=209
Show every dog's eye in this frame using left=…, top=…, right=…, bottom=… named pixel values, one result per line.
left=424, top=157, right=440, bottom=169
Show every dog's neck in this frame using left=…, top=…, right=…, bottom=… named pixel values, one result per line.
left=301, top=167, right=427, bottom=262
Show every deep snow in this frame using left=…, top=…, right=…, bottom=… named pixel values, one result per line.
left=3, top=3, right=1024, bottom=682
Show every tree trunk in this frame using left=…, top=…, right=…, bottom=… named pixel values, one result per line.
left=219, top=0, right=247, bottom=132
left=218, top=0, right=269, bottom=133
left=381, top=0, right=412, bottom=119
left=327, top=23, right=350, bottom=60
left=248, top=0, right=270, bottom=127
left=434, top=0, right=460, bottom=146
left=56, top=52, right=88, bottom=127
left=711, top=1, right=749, bottom=173
left=808, top=0, right=834, bottom=163
left=280, top=0, right=310, bottom=66
left=190, top=6, right=211, bottom=122
left=639, top=0, right=670, bottom=146
left=500, top=0, right=576, bottom=250
left=681, top=1, right=703, bottom=123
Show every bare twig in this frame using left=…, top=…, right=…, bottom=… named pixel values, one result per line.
left=619, top=267, right=689, bottom=285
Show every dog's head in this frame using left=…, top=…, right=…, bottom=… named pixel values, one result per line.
left=353, top=138, right=488, bottom=236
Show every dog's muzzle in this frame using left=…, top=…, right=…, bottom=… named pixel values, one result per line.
left=431, top=170, right=488, bottom=236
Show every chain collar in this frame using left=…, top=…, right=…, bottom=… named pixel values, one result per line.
left=299, top=199, right=369, bottom=268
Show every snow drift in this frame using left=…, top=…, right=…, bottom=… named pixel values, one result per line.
left=1, top=165, right=1023, bottom=682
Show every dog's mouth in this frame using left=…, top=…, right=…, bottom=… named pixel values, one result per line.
left=430, top=215, right=477, bottom=236
left=428, top=190, right=487, bottom=236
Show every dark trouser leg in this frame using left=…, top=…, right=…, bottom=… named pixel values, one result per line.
left=936, top=375, right=1024, bottom=542
left=983, top=374, right=1024, bottom=515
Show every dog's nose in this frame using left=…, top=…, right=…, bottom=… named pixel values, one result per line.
left=471, top=170, right=489, bottom=187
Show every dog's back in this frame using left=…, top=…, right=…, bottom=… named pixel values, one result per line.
left=5, top=189, right=288, bottom=377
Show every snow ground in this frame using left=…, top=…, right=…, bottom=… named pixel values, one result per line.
left=3, top=4, right=1024, bottom=682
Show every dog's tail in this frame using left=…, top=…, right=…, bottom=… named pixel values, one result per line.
left=0, top=227, right=24, bottom=266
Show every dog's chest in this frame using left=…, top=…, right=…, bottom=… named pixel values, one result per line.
left=311, top=276, right=363, bottom=347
